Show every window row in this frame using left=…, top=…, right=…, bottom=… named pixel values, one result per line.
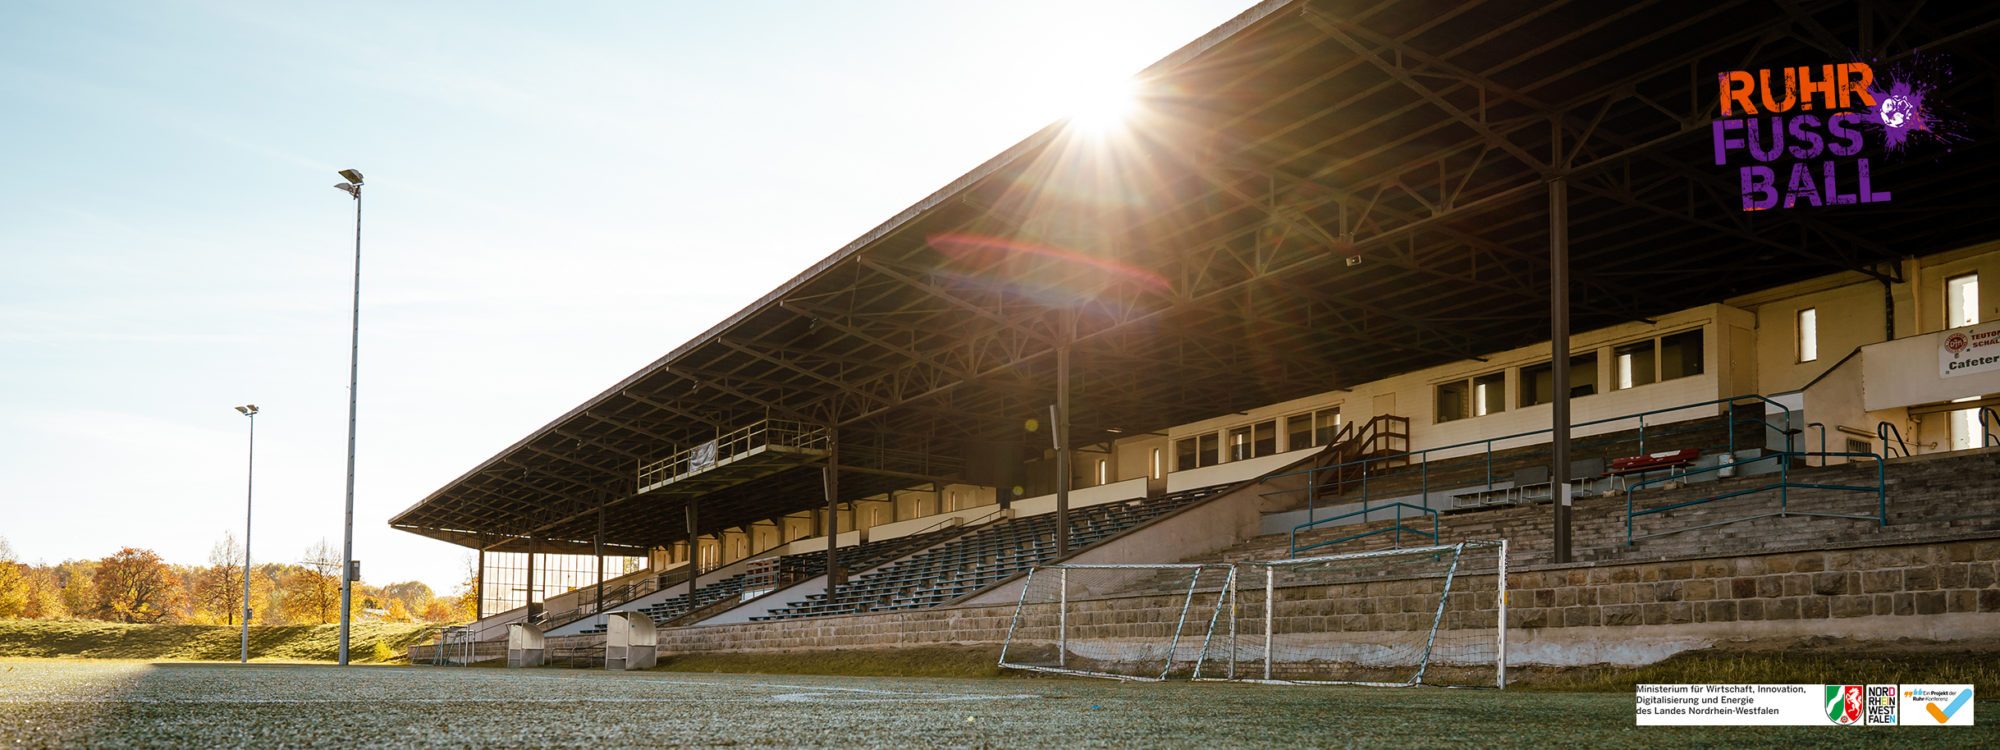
left=1435, top=329, right=1704, bottom=423
left=1172, top=407, right=1343, bottom=472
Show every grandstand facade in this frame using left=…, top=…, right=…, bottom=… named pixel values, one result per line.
left=394, top=0, right=2000, bottom=662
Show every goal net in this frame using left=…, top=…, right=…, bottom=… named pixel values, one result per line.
left=999, top=563, right=1235, bottom=681
left=1214, top=540, right=1507, bottom=687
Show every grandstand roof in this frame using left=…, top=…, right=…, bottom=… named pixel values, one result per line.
left=392, top=0, right=2000, bottom=554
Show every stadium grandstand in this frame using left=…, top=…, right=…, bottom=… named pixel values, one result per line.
left=397, top=0, right=2000, bottom=675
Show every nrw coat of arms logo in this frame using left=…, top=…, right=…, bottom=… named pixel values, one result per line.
left=1826, top=685, right=1864, bottom=725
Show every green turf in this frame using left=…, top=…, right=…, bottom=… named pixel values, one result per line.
left=0, top=621, right=437, bottom=663
left=0, top=661, right=1991, bottom=748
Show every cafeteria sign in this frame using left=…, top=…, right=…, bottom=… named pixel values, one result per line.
left=1940, top=322, right=2000, bottom=378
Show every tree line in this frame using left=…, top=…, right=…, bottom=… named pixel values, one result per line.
left=0, top=534, right=476, bottom=625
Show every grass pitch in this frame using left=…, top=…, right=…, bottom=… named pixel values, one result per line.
left=0, top=661, right=1992, bottom=748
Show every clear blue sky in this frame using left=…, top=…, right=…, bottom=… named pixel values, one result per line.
left=0, top=1, right=1252, bottom=593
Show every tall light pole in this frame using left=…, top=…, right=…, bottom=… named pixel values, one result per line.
left=334, top=168, right=364, bottom=665
left=234, top=404, right=258, bottom=663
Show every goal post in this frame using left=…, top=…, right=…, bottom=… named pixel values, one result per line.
left=998, top=563, right=1235, bottom=681
left=1215, top=539, right=1508, bottom=688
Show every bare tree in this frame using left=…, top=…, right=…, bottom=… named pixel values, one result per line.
left=190, top=532, right=245, bottom=625
left=282, top=539, right=342, bottom=625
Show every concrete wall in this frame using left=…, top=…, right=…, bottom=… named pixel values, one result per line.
left=1862, top=327, right=2000, bottom=412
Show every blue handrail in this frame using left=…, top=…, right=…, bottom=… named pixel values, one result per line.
left=1981, top=407, right=1999, bottom=448
left=1265, top=394, right=1797, bottom=523
left=1289, top=502, right=1438, bottom=557
left=1624, top=450, right=1886, bottom=545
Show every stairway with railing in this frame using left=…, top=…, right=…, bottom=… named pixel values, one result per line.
left=1182, top=446, right=1999, bottom=569
left=1271, top=395, right=1779, bottom=556
left=752, top=488, right=1223, bottom=621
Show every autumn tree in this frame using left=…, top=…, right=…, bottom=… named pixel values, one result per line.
left=190, top=533, right=247, bottom=625
left=281, top=540, right=342, bottom=625
left=20, top=565, right=65, bottom=620
left=55, top=560, right=95, bottom=619
left=452, top=554, right=480, bottom=622
left=91, top=547, right=182, bottom=623
left=0, top=538, right=27, bottom=618
left=381, top=580, right=434, bottom=614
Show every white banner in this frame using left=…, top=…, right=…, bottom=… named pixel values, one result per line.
left=1636, top=684, right=1975, bottom=726
left=688, top=440, right=718, bottom=472
left=1939, top=322, right=2000, bottom=378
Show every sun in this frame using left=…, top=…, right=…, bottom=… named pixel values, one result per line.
left=1065, top=77, right=1140, bottom=135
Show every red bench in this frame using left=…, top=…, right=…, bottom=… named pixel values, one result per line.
left=1608, top=449, right=1700, bottom=476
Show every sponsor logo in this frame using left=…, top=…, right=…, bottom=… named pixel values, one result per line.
left=1908, top=686, right=1975, bottom=725
left=1826, top=685, right=1864, bottom=726
left=1945, top=331, right=1970, bottom=356
left=1866, top=685, right=1898, bottom=726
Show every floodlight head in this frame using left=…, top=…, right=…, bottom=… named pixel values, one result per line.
left=337, top=169, right=364, bottom=184
left=334, top=183, right=359, bottom=198
left=236, top=404, right=258, bottom=416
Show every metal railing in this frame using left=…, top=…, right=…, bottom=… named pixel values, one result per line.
left=1624, top=450, right=1886, bottom=545
left=1982, top=407, right=1999, bottom=448
left=1877, top=421, right=1910, bottom=458
left=1289, top=502, right=1438, bottom=557
left=1264, top=395, right=1796, bottom=537
left=635, top=419, right=828, bottom=491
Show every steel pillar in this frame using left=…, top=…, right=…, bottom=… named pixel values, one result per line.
left=685, top=500, right=699, bottom=601
left=825, top=428, right=841, bottom=599
left=475, top=547, right=485, bottom=620
left=1549, top=177, right=1573, bottom=565
left=593, top=507, right=605, bottom=615
left=1055, top=311, right=1074, bottom=558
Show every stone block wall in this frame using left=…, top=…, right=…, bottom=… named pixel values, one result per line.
left=417, top=534, right=1996, bottom=667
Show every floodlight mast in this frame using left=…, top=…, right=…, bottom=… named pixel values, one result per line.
left=236, top=404, right=257, bottom=663
left=333, top=169, right=363, bottom=665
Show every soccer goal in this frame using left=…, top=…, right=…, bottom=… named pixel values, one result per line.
left=998, top=563, right=1235, bottom=681
left=1212, top=540, right=1508, bottom=688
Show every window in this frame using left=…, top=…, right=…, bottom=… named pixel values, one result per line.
left=1613, top=340, right=1656, bottom=390
left=1472, top=372, right=1506, bottom=417
left=1228, top=425, right=1252, bottom=461
left=1797, top=308, right=1819, bottom=362
left=1095, top=458, right=1109, bottom=485
left=1252, top=420, right=1277, bottom=457
left=1660, top=329, right=1704, bottom=380
left=1435, top=380, right=1469, bottom=423
left=1313, top=409, right=1343, bottom=446
left=1286, top=414, right=1312, bottom=451
left=1175, top=434, right=1218, bottom=470
left=1520, top=354, right=1598, bottom=407
left=1439, top=372, right=1508, bottom=422
left=1947, top=273, right=1980, bottom=327
left=1150, top=448, right=1162, bottom=480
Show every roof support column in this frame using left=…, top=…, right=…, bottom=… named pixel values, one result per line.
left=1055, top=310, right=1074, bottom=558
left=684, top=500, right=699, bottom=602
left=594, top=507, right=605, bottom=617
left=1549, top=176, right=1574, bottom=565
left=475, top=544, right=485, bottom=620
left=824, top=428, right=841, bottom=600
left=526, top=537, right=538, bottom=617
